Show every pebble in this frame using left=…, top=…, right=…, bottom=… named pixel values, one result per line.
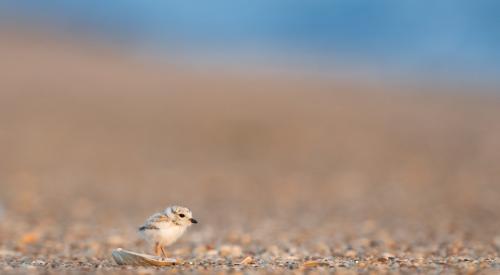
left=239, top=256, right=254, bottom=265
left=31, top=260, right=46, bottom=266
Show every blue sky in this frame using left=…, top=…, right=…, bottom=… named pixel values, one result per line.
left=2, top=1, right=500, bottom=82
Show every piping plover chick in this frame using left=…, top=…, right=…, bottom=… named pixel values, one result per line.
left=138, top=205, right=198, bottom=258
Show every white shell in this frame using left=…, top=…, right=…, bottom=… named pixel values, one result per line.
left=112, top=248, right=177, bottom=266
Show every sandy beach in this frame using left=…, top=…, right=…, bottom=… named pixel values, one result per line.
left=1, top=29, right=499, bottom=274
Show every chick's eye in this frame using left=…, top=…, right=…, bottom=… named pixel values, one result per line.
left=179, top=214, right=185, bottom=218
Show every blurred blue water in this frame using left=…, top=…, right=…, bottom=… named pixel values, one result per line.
left=1, top=0, right=499, bottom=83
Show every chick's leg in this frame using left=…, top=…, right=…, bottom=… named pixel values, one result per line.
left=160, top=246, right=168, bottom=258
left=154, top=242, right=161, bottom=257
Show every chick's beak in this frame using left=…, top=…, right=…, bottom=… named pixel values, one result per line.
left=190, top=218, right=198, bottom=224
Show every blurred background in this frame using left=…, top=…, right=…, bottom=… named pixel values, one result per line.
left=2, top=0, right=500, bottom=83
left=1, top=0, right=500, bottom=263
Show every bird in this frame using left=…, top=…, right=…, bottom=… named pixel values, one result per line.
left=138, top=205, right=198, bottom=258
